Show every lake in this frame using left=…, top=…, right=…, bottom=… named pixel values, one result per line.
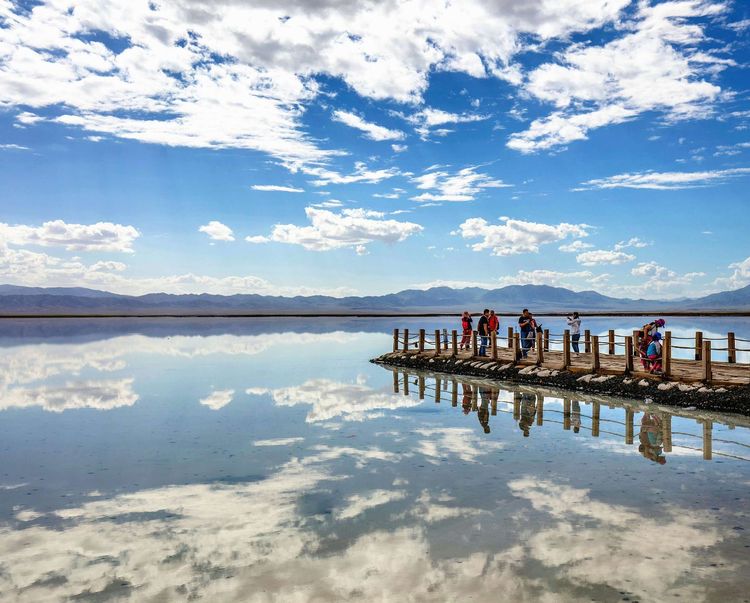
left=0, top=317, right=749, bottom=602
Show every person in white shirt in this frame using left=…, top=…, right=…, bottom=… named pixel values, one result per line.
left=567, top=312, right=582, bottom=354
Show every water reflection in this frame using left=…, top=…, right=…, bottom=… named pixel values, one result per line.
left=0, top=324, right=748, bottom=601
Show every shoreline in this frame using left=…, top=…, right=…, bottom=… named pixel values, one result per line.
left=2, top=310, right=750, bottom=319
left=372, top=352, right=750, bottom=416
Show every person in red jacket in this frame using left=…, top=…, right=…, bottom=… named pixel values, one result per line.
left=459, top=311, right=472, bottom=350
left=488, top=310, right=499, bottom=336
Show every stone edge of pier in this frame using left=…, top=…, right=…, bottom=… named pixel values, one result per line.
left=371, top=352, right=750, bottom=416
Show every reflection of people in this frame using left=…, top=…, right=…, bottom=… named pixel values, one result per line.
left=478, top=386, right=491, bottom=433
left=639, top=413, right=667, bottom=464
left=461, top=383, right=473, bottom=415
left=572, top=400, right=581, bottom=434
left=518, top=393, right=537, bottom=437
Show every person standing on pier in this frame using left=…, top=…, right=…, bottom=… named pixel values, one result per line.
left=518, top=309, right=533, bottom=358
left=488, top=310, right=499, bottom=338
left=647, top=332, right=663, bottom=374
left=567, top=312, right=582, bottom=355
left=477, top=309, right=490, bottom=356
left=460, top=311, right=472, bottom=350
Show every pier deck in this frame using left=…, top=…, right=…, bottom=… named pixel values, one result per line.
left=392, top=328, right=750, bottom=387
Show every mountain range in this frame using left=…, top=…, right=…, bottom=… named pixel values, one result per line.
left=0, top=283, right=749, bottom=315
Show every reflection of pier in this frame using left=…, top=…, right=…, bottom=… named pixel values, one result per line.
left=390, top=367, right=750, bottom=463
left=391, top=328, right=750, bottom=386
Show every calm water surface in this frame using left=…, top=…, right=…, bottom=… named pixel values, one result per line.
left=0, top=317, right=749, bottom=602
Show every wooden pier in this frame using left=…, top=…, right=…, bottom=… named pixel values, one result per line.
left=391, top=328, right=750, bottom=387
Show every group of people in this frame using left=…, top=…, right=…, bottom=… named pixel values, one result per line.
left=459, top=311, right=667, bottom=373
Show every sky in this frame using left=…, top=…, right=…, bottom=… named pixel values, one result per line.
left=1, top=0, right=749, bottom=300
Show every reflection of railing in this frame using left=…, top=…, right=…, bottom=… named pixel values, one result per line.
left=390, top=367, right=750, bottom=463
left=391, top=327, right=750, bottom=386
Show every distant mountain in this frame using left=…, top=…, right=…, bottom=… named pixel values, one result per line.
left=0, top=283, right=748, bottom=315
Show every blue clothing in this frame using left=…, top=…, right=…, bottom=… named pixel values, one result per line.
left=647, top=341, right=661, bottom=357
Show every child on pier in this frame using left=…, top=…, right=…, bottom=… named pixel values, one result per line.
left=639, top=318, right=666, bottom=369
left=647, top=332, right=663, bottom=374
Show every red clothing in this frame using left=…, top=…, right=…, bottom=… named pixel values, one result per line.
left=488, top=315, right=499, bottom=332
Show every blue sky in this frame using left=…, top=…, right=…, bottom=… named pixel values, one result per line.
left=1, top=0, right=749, bottom=298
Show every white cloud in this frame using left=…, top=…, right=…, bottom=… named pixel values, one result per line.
left=576, top=249, right=636, bottom=266
left=332, top=110, right=405, bottom=141
left=259, top=207, right=422, bottom=252
left=336, top=489, right=407, bottom=520
left=253, top=437, right=304, bottom=447
left=0, top=143, right=29, bottom=150
left=558, top=240, right=593, bottom=253
left=413, top=269, right=596, bottom=291
left=576, top=167, right=750, bottom=190
left=198, top=221, right=235, bottom=242
left=303, top=162, right=400, bottom=187
left=199, top=389, right=234, bottom=411
left=0, top=378, right=138, bottom=413
left=391, top=143, right=408, bottom=153
left=404, top=108, right=489, bottom=139
left=411, top=166, right=511, bottom=202
left=614, top=237, right=650, bottom=251
left=508, top=1, right=728, bottom=153
left=456, top=217, right=589, bottom=256
left=714, top=256, right=750, bottom=290
left=251, top=185, right=305, bottom=193
left=0, top=220, right=139, bottom=253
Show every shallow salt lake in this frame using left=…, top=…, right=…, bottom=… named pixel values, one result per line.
left=0, top=317, right=749, bottom=602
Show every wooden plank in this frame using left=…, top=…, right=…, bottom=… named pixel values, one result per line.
left=507, top=326, right=514, bottom=349
left=625, top=336, right=634, bottom=373
left=608, top=329, right=615, bottom=355
left=543, top=328, right=550, bottom=352
left=563, top=330, right=571, bottom=368
left=728, top=332, right=736, bottom=364
left=703, top=420, right=712, bottom=460
left=418, top=329, right=425, bottom=353
left=536, top=332, right=544, bottom=365
left=451, top=380, right=458, bottom=407
left=664, top=331, right=672, bottom=378
left=592, top=402, right=600, bottom=437
left=434, top=329, right=441, bottom=356
left=452, top=329, right=458, bottom=356
left=403, top=328, right=409, bottom=353
left=392, top=369, right=399, bottom=393
left=434, top=377, right=441, bottom=403
left=695, top=331, right=703, bottom=361
left=393, top=328, right=398, bottom=353
left=584, top=329, right=591, bottom=353
left=513, top=333, right=521, bottom=362
left=625, top=408, right=634, bottom=444
left=472, top=331, right=478, bottom=356
left=537, top=395, right=544, bottom=426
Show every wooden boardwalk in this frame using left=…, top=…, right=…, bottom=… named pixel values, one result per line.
left=392, top=328, right=750, bottom=387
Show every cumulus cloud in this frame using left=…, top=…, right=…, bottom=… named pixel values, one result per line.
left=0, top=220, right=140, bottom=252
left=0, top=378, right=138, bottom=413
left=576, top=167, right=750, bottom=190
left=411, top=166, right=511, bottom=202
left=251, top=185, right=305, bottom=193
left=456, top=217, right=589, bottom=256
left=713, top=256, right=750, bottom=290
left=0, top=143, right=29, bottom=150
left=198, top=221, right=235, bottom=242
left=558, top=240, right=593, bottom=253
left=303, top=162, right=400, bottom=187
left=576, top=249, right=636, bottom=266
left=508, top=1, right=729, bottom=153
left=614, top=237, right=650, bottom=251
left=251, top=207, right=422, bottom=253
left=332, top=110, right=405, bottom=141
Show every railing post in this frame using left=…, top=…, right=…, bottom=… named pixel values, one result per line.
left=402, top=328, right=409, bottom=353
left=402, top=372, right=409, bottom=395
left=535, top=332, right=544, bottom=365
left=513, top=392, right=520, bottom=420
left=472, top=331, right=478, bottom=356
left=543, top=328, right=550, bottom=352
left=451, top=380, right=458, bottom=407
left=728, top=332, right=736, bottom=363
left=592, top=402, right=600, bottom=437
left=695, top=331, right=703, bottom=361
left=392, top=369, right=399, bottom=393
left=663, top=331, right=672, bottom=378
left=507, top=326, right=514, bottom=349
left=393, top=329, right=399, bottom=353
left=434, top=329, right=441, bottom=356
left=625, top=336, right=633, bottom=373
left=513, top=333, right=521, bottom=362
left=451, top=330, right=458, bottom=356
left=608, top=329, right=615, bottom=355
left=418, top=375, right=425, bottom=399
left=418, top=329, right=425, bottom=353
left=584, top=329, right=591, bottom=354
left=625, top=408, right=634, bottom=444
left=491, top=331, right=498, bottom=360
left=632, top=330, right=641, bottom=357
left=591, top=335, right=600, bottom=371
left=702, top=340, right=712, bottom=383
left=434, top=377, right=441, bottom=403
left=563, top=398, right=571, bottom=430
left=562, top=330, right=570, bottom=369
